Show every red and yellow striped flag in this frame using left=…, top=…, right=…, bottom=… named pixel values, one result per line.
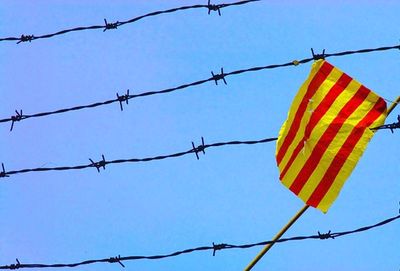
left=276, top=59, right=387, bottom=213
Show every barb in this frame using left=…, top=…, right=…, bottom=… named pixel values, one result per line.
left=16, top=35, right=34, bottom=44
left=116, top=89, right=130, bottom=111
left=0, top=214, right=398, bottom=269
left=212, top=243, right=228, bottom=256
left=0, top=163, right=9, bottom=178
left=89, top=154, right=106, bottom=173
left=1, top=137, right=277, bottom=177
left=1, top=43, right=399, bottom=129
left=311, top=48, right=326, bottom=60
left=208, top=0, right=222, bottom=16
left=0, top=0, right=259, bottom=43
left=7, top=259, right=20, bottom=270
left=192, top=137, right=206, bottom=160
left=10, top=110, right=25, bottom=132
left=211, top=68, right=227, bottom=85
left=108, top=255, right=125, bottom=268
left=103, top=19, right=120, bottom=32
left=371, top=115, right=400, bottom=133
left=317, top=230, right=334, bottom=240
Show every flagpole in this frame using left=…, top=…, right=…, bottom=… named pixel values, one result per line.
left=244, top=96, right=399, bottom=271
left=387, top=96, right=400, bottom=115
left=243, top=204, right=309, bottom=271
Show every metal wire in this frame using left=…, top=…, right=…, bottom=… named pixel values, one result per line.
left=2, top=44, right=400, bottom=131
left=371, top=115, right=400, bottom=133
left=0, top=0, right=259, bottom=43
left=0, top=137, right=277, bottom=177
left=1, top=213, right=398, bottom=269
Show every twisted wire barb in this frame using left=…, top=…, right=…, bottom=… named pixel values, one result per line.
left=0, top=214, right=398, bottom=269
left=0, top=137, right=277, bottom=177
left=371, top=115, right=400, bottom=133
left=1, top=44, right=399, bottom=130
left=0, top=0, right=259, bottom=43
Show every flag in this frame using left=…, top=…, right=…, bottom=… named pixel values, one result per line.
left=276, top=59, right=387, bottom=212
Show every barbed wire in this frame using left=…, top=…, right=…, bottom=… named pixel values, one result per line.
left=371, top=115, right=400, bottom=133
left=0, top=213, right=398, bottom=269
left=0, top=0, right=259, bottom=44
left=2, top=44, right=400, bottom=131
left=2, top=110, right=397, bottom=177
left=0, top=137, right=277, bottom=178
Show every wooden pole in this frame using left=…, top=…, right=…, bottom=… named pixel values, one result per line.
left=387, top=96, right=400, bottom=115
left=243, top=205, right=309, bottom=271
left=244, top=96, right=399, bottom=271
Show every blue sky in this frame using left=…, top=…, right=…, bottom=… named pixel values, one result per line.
left=1, top=1, right=399, bottom=270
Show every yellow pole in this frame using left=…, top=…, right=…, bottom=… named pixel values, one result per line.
left=387, top=96, right=400, bottom=115
left=244, top=96, right=400, bottom=271
left=243, top=205, right=309, bottom=271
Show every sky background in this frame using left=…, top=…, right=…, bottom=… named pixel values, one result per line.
left=1, top=1, right=399, bottom=270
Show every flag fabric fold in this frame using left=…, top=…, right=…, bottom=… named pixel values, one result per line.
left=276, top=59, right=387, bottom=212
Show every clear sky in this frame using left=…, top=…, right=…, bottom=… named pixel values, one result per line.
left=1, top=1, right=399, bottom=270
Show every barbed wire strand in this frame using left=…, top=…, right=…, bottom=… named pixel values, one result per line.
left=0, top=213, right=398, bottom=269
left=371, top=115, right=400, bottom=133
left=0, top=137, right=277, bottom=177
left=2, top=44, right=400, bottom=131
left=0, top=0, right=259, bottom=43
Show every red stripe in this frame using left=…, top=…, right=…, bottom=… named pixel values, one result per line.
left=279, top=73, right=352, bottom=180
left=306, top=97, right=387, bottom=207
left=276, top=61, right=334, bottom=165
left=289, top=85, right=372, bottom=195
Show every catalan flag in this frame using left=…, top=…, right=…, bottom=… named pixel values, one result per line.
left=276, top=59, right=387, bottom=213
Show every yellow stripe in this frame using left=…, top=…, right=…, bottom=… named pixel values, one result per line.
left=276, top=60, right=325, bottom=155
left=317, top=100, right=387, bottom=212
left=296, top=88, right=376, bottom=203
left=278, top=66, right=343, bottom=171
